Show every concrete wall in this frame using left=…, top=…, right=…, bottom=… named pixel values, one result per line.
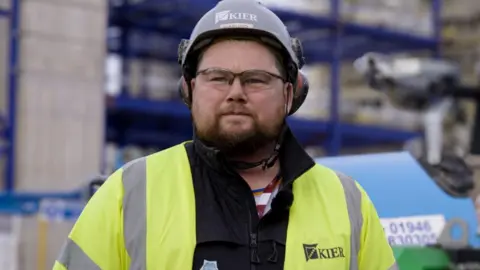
left=10, top=0, right=106, bottom=268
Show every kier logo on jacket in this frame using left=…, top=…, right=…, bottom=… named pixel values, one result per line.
left=303, top=243, right=346, bottom=261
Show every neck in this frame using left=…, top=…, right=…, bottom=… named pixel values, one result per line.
left=237, top=160, right=280, bottom=190
left=226, top=141, right=277, bottom=164
left=227, top=141, right=281, bottom=190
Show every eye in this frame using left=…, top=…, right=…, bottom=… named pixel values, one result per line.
left=244, top=73, right=271, bottom=84
left=205, top=71, right=230, bottom=82
left=211, top=76, right=229, bottom=82
left=244, top=78, right=266, bottom=84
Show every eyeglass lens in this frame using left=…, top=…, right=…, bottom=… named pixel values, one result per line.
left=197, top=68, right=284, bottom=92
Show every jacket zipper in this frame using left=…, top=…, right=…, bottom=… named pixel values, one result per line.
left=226, top=167, right=275, bottom=269
left=248, top=206, right=260, bottom=270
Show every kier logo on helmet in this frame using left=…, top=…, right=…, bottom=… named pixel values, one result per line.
left=215, top=10, right=258, bottom=24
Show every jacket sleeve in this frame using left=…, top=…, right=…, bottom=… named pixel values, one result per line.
left=53, top=168, right=128, bottom=270
left=356, top=184, right=398, bottom=270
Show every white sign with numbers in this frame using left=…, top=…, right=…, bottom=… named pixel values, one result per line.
left=380, top=214, right=446, bottom=246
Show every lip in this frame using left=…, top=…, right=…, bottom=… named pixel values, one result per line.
left=222, top=112, right=250, bottom=116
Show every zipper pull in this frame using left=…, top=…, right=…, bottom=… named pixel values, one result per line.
left=268, top=241, right=278, bottom=263
left=250, top=233, right=260, bottom=263
left=250, top=233, right=258, bottom=248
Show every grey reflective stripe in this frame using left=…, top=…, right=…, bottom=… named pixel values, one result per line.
left=335, top=171, right=363, bottom=270
left=57, top=238, right=100, bottom=269
left=122, top=158, right=147, bottom=269
left=388, top=262, right=399, bottom=270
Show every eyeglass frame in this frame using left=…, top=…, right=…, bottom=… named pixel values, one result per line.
left=195, top=67, right=287, bottom=92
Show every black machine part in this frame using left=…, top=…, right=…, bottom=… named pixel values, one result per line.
left=471, top=100, right=480, bottom=155
left=418, top=154, right=474, bottom=198
left=445, top=248, right=480, bottom=268
left=444, top=85, right=480, bottom=156
left=414, top=83, right=479, bottom=199
left=434, top=219, right=480, bottom=268
left=87, top=176, right=107, bottom=199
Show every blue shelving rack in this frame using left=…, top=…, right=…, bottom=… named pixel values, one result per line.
left=106, top=0, right=442, bottom=155
left=0, top=0, right=20, bottom=192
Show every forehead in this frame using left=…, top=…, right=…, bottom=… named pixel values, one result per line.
left=198, top=39, right=278, bottom=71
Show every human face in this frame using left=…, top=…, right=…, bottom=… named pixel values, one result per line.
left=190, top=39, right=293, bottom=156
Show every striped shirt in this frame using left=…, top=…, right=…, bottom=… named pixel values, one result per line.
left=252, top=176, right=281, bottom=217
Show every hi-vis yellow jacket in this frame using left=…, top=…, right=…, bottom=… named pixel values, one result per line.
left=53, top=143, right=397, bottom=270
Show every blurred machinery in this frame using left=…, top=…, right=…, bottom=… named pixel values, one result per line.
left=354, top=53, right=480, bottom=198
left=352, top=53, right=480, bottom=268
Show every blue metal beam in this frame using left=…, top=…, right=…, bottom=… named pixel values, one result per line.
left=110, top=96, right=189, bottom=117
left=106, top=96, right=421, bottom=147
left=325, top=0, right=341, bottom=156
left=0, top=8, right=10, bottom=17
left=0, top=191, right=83, bottom=215
left=5, top=0, right=20, bottom=191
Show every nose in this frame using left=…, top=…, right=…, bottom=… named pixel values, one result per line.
left=225, top=77, right=247, bottom=103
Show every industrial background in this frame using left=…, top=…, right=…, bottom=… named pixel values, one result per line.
left=0, top=0, right=480, bottom=269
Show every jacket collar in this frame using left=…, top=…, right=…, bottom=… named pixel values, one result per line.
left=193, top=126, right=315, bottom=184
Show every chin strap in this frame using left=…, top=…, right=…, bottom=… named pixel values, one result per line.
left=228, top=124, right=288, bottom=171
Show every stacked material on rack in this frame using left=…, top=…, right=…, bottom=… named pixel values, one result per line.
left=442, top=0, right=480, bottom=82
left=124, top=59, right=179, bottom=100
left=105, top=56, right=180, bottom=101
left=351, top=96, right=422, bottom=130
left=343, top=0, right=433, bottom=36
left=259, top=0, right=330, bottom=15
left=295, top=64, right=330, bottom=119
left=0, top=0, right=9, bottom=10
left=104, top=143, right=161, bottom=172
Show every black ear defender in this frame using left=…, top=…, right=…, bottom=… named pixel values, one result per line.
left=178, top=39, right=194, bottom=108
left=287, top=37, right=309, bottom=115
left=289, top=70, right=309, bottom=115
left=291, top=37, right=305, bottom=69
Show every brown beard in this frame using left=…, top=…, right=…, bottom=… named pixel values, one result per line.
left=193, top=113, right=283, bottom=157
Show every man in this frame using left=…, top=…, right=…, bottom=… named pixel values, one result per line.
left=54, top=0, right=396, bottom=269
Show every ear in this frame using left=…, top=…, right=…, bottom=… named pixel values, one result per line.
left=179, top=77, right=189, bottom=104
left=284, top=83, right=294, bottom=113
left=189, top=78, right=196, bottom=90
left=180, top=77, right=188, bottom=97
left=179, top=76, right=195, bottom=108
left=189, top=78, right=197, bottom=97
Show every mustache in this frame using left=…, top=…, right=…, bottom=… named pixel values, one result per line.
left=219, top=106, right=252, bottom=116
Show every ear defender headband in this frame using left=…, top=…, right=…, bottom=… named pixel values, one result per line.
left=177, top=37, right=309, bottom=116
